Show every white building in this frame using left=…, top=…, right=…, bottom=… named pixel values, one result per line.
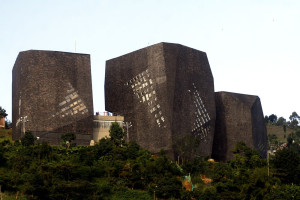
left=93, top=113, right=124, bottom=142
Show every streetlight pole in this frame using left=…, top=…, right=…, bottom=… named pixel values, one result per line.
left=123, top=121, right=132, bottom=142
left=267, top=150, right=271, bottom=177
left=20, top=116, right=29, bottom=137
left=0, top=185, right=2, bottom=200
left=153, top=185, right=158, bottom=200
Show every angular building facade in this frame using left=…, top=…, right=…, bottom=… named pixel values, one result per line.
left=212, top=92, right=268, bottom=161
left=105, top=43, right=216, bottom=159
left=12, top=50, right=94, bottom=145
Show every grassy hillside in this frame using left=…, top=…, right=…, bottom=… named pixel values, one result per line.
left=266, top=123, right=294, bottom=143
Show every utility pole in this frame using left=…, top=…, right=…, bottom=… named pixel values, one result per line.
left=20, top=116, right=29, bottom=137
left=153, top=185, right=158, bottom=200
left=267, top=150, right=271, bottom=177
left=123, top=122, right=132, bottom=142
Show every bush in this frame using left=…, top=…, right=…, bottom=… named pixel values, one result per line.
left=112, top=189, right=151, bottom=200
left=21, top=131, right=35, bottom=146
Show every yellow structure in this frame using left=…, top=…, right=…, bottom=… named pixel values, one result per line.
left=0, top=117, right=5, bottom=128
left=93, top=115, right=124, bottom=142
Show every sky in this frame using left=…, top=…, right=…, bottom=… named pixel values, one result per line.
left=1, top=0, right=299, bottom=121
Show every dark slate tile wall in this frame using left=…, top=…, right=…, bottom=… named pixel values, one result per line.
left=105, top=42, right=216, bottom=159
left=212, top=92, right=268, bottom=161
left=12, top=50, right=93, bottom=145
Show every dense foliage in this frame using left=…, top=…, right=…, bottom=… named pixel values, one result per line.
left=0, top=124, right=183, bottom=200
left=0, top=106, right=8, bottom=118
left=0, top=123, right=299, bottom=199
left=265, top=111, right=300, bottom=129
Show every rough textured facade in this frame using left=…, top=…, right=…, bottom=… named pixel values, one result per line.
left=105, top=42, right=216, bottom=159
left=212, top=92, right=268, bottom=161
left=12, top=50, right=94, bottom=145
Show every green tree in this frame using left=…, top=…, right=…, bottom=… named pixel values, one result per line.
left=155, top=176, right=182, bottom=199
left=283, top=124, right=287, bottom=139
left=109, top=122, right=125, bottom=146
left=265, top=184, right=300, bottom=200
left=0, top=106, right=8, bottom=118
left=289, top=119, right=299, bottom=129
left=231, top=142, right=266, bottom=169
left=289, top=111, right=300, bottom=122
left=193, top=186, right=219, bottom=200
left=212, top=162, right=233, bottom=182
left=268, top=114, right=277, bottom=124
left=264, top=115, right=269, bottom=123
left=173, top=133, right=201, bottom=163
left=61, top=132, right=76, bottom=148
left=94, top=137, right=114, bottom=158
left=272, top=148, right=300, bottom=184
left=21, top=131, right=35, bottom=146
left=240, top=167, right=271, bottom=200
left=5, top=119, right=12, bottom=129
left=0, top=144, right=6, bottom=166
left=276, top=117, right=286, bottom=126
left=268, top=134, right=279, bottom=149
left=287, top=131, right=300, bottom=151
left=289, top=111, right=300, bottom=128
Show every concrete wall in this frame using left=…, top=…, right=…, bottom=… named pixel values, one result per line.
left=93, top=115, right=124, bottom=142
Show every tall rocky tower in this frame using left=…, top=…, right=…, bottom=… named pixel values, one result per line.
left=105, top=43, right=216, bottom=159
left=12, top=50, right=94, bottom=145
left=212, top=92, right=268, bottom=161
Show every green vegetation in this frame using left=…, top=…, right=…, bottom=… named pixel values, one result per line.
left=0, top=123, right=183, bottom=199
left=0, top=106, right=11, bottom=129
left=266, top=112, right=300, bottom=147
left=21, top=131, right=35, bottom=146
left=0, top=192, right=28, bottom=200
left=0, top=122, right=299, bottom=199
left=61, top=132, right=76, bottom=148
left=0, top=128, right=12, bottom=142
left=0, top=106, right=8, bottom=118
left=267, top=123, right=293, bottom=143
left=1, top=104, right=300, bottom=199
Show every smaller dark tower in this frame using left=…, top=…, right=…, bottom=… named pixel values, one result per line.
left=12, top=50, right=94, bottom=144
left=212, top=92, right=268, bottom=161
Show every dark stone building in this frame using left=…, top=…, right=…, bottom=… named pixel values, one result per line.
left=105, top=42, right=216, bottom=159
left=12, top=50, right=94, bottom=145
left=212, top=92, right=268, bottom=161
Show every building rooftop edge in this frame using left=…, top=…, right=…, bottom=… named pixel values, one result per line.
left=106, top=42, right=206, bottom=62
left=215, top=91, right=259, bottom=98
left=19, top=49, right=90, bottom=56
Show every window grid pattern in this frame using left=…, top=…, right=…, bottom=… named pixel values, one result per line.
left=257, top=141, right=267, bottom=154
left=55, top=83, right=88, bottom=118
left=192, top=83, right=211, bottom=141
left=125, top=69, right=166, bottom=128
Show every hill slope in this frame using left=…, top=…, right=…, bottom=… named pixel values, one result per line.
left=266, top=123, right=294, bottom=143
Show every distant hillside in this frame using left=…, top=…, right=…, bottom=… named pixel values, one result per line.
left=1, top=125, right=293, bottom=144
left=266, top=123, right=294, bottom=143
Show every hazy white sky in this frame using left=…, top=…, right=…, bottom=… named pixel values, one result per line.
left=1, top=0, right=299, bottom=121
